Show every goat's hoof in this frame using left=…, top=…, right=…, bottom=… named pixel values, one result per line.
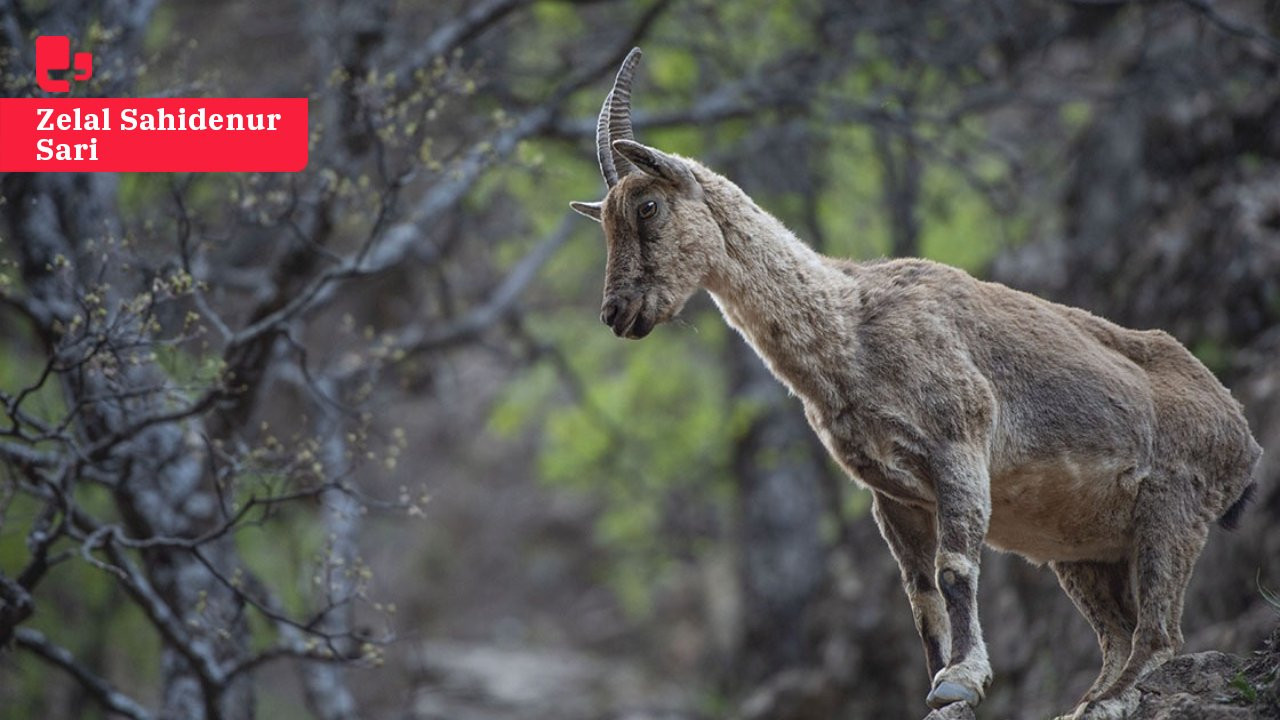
left=927, top=662, right=989, bottom=709
left=926, top=680, right=980, bottom=709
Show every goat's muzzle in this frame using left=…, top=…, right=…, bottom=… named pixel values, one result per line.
left=601, top=293, right=652, bottom=339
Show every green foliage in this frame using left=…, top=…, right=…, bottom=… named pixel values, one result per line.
left=490, top=309, right=743, bottom=617
left=0, top=486, right=163, bottom=706
left=648, top=47, right=698, bottom=100
left=234, top=508, right=325, bottom=618
left=1192, top=339, right=1232, bottom=376
left=154, top=343, right=226, bottom=387
left=0, top=495, right=52, bottom=595
left=117, top=173, right=163, bottom=215
left=696, top=687, right=734, bottom=718
left=143, top=4, right=177, bottom=55
left=0, top=336, right=66, bottom=425
left=7, top=649, right=50, bottom=720
left=532, top=2, right=585, bottom=37
left=1059, top=101, right=1094, bottom=132
left=255, top=692, right=313, bottom=720
left=648, top=125, right=705, bottom=159
left=118, top=173, right=228, bottom=226
left=1231, top=671, right=1259, bottom=704
left=822, top=124, right=892, bottom=259
left=820, top=126, right=1014, bottom=269
left=918, top=158, right=1008, bottom=271
left=707, top=0, right=818, bottom=67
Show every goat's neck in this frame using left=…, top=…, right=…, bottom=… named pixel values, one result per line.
left=699, top=171, right=853, bottom=402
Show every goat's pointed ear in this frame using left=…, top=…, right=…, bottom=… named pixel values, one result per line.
left=570, top=201, right=603, bottom=222
left=612, top=140, right=693, bottom=186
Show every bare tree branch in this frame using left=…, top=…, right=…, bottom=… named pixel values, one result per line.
left=14, top=628, right=156, bottom=720
left=396, top=214, right=575, bottom=356
left=1178, top=0, right=1280, bottom=55
left=393, top=0, right=534, bottom=84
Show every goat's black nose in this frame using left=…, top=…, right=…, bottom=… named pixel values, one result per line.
left=601, top=296, right=623, bottom=327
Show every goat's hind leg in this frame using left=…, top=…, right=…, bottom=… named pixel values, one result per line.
left=1050, top=560, right=1135, bottom=703
left=872, top=493, right=950, bottom=681
left=1084, top=483, right=1208, bottom=716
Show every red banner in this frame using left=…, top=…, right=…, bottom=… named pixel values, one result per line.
left=0, top=98, right=308, bottom=172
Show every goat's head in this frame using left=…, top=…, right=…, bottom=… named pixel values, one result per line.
left=570, top=48, right=723, bottom=339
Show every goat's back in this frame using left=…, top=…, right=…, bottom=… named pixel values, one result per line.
left=1050, top=301, right=1261, bottom=515
left=857, top=258, right=1258, bottom=516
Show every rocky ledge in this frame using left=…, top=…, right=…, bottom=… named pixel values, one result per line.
left=925, top=625, right=1280, bottom=720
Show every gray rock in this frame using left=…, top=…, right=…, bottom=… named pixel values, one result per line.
left=923, top=701, right=976, bottom=720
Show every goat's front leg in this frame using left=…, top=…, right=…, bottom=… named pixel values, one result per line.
left=872, top=492, right=951, bottom=680
left=925, top=444, right=992, bottom=710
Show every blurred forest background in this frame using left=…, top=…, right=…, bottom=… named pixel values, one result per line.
left=1, top=0, right=1278, bottom=718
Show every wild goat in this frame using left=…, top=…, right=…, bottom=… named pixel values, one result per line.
left=570, top=49, right=1262, bottom=718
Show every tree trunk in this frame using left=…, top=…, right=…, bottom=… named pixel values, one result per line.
left=6, top=172, right=253, bottom=720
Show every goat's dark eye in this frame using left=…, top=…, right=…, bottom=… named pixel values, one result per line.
left=638, top=200, right=658, bottom=220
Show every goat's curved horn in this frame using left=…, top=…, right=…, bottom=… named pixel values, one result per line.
left=595, top=89, right=620, bottom=187
left=607, top=48, right=643, bottom=180
left=595, top=47, right=643, bottom=188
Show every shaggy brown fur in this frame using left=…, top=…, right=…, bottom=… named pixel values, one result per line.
left=571, top=49, right=1263, bottom=718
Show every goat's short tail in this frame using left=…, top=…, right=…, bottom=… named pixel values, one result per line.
left=1218, top=481, right=1258, bottom=530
